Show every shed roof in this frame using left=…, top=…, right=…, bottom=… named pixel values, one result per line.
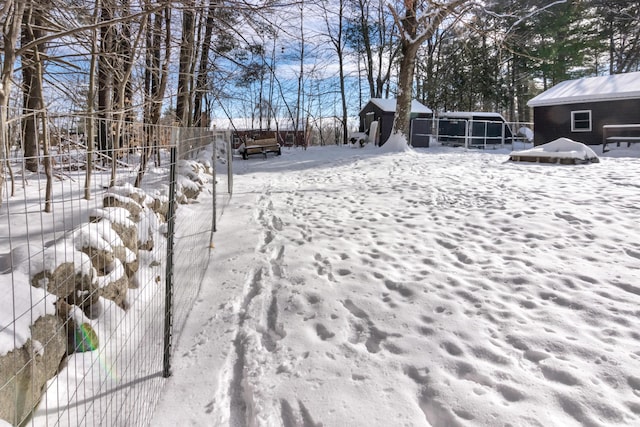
left=363, top=98, right=433, bottom=115
left=527, top=71, right=640, bottom=107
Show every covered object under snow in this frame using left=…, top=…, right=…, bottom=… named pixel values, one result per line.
left=509, top=137, right=600, bottom=164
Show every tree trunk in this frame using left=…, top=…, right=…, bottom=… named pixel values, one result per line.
left=139, top=1, right=157, bottom=188
left=141, top=5, right=170, bottom=177
left=391, top=42, right=419, bottom=143
left=339, top=50, right=349, bottom=146
left=98, top=0, right=115, bottom=158
left=85, top=4, right=99, bottom=200
left=111, top=7, right=146, bottom=187
left=176, top=3, right=195, bottom=127
left=375, top=0, right=395, bottom=98
left=21, top=1, right=46, bottom=173
left=0, top=0, right=26, bottom=206
left=337, top=1, right=349, bottom=146
left=39, top=104, right=53, bottom=213
left=323, top=0, right=348, bottom=145
left=359, top=0, right=375, bottom=98
left=23, top=2, right=53, bottom=211
left=122, top=0, right=134, bottom=125
left=193, top=1, right=217, bottom=127
left=295, top=0, right=305, bottom=140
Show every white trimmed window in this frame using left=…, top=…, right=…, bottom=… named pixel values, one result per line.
left=571, top=110, right=592, bottom=132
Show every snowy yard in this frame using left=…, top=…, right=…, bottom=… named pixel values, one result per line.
left=152, top=143, right=640, bottom=426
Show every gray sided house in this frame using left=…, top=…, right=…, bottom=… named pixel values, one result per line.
left=527, top=71, right=640, bottom=146
left=359, top=98, right=433, bottom=146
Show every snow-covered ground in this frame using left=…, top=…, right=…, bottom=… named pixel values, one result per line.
left=151, top=142, right=640, bottom=426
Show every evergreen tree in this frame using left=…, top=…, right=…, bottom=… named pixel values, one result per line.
left=592, top=0, right=640, bottom=73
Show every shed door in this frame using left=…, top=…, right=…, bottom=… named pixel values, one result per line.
left=410, top=118, right=432, bottom=147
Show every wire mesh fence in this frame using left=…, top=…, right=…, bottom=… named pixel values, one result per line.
left=0, top=107, right=231, bottom=426
left=437, top=118, right=534, bottom=149
left=407, top=117, right=534, bottom=149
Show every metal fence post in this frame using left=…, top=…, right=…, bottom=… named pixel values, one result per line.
left=484, top=120, right=488, bottom=150
left=465, top=119, right=470, bottom=150
left=501, top=122, right=506, bottom=148
left=163, top=130, right=178, bottom=378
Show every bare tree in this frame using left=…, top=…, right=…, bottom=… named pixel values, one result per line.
left=321, top=0, right=349, bottom=145
left=137, top=3, right=171, bottom=187
left=85, top=1, right=101, bottom=200
left=349, top=0, right=399, bottom=100
left=97, top=0, right=116, bottom=158
left=192, top=1, right=218, bottom=127
left=111, top=4, right=147, bottom=187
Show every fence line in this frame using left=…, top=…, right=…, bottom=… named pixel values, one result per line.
left=407, top=117, right=534, bottom=149
left=0, top=106, right=231, bottom=426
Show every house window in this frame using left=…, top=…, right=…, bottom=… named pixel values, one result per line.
left=571, top=110, right=592, bottom=132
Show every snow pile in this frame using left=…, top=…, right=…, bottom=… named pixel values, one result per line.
left=379, top=132, right=412, bottom=152
left=0, top=271, right=55, bottom=356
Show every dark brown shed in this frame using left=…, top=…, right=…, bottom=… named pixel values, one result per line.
left=527, top=72, right=640, bottom=146
left=358, top=98, right=433, bottom=146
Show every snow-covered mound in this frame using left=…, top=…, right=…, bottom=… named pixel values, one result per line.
left=509, top=137, right=600, bottom=164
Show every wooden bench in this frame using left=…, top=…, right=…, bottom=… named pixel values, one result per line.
left=240, top=138, right=281, bottom=159
left=602, top=124, right=640, bottom=153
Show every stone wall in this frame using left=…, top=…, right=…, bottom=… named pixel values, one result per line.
left=0, top=157, right=211, bottom=425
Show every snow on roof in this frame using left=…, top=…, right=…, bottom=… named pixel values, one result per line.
left=438, top=111, right=506, bottom=120
left=365, top=98, right=432, bottom=114
left=527, top=71, right=640, bottom=107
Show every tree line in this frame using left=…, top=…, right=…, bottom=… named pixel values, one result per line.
left=1, top=0, right=639, bottom=198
